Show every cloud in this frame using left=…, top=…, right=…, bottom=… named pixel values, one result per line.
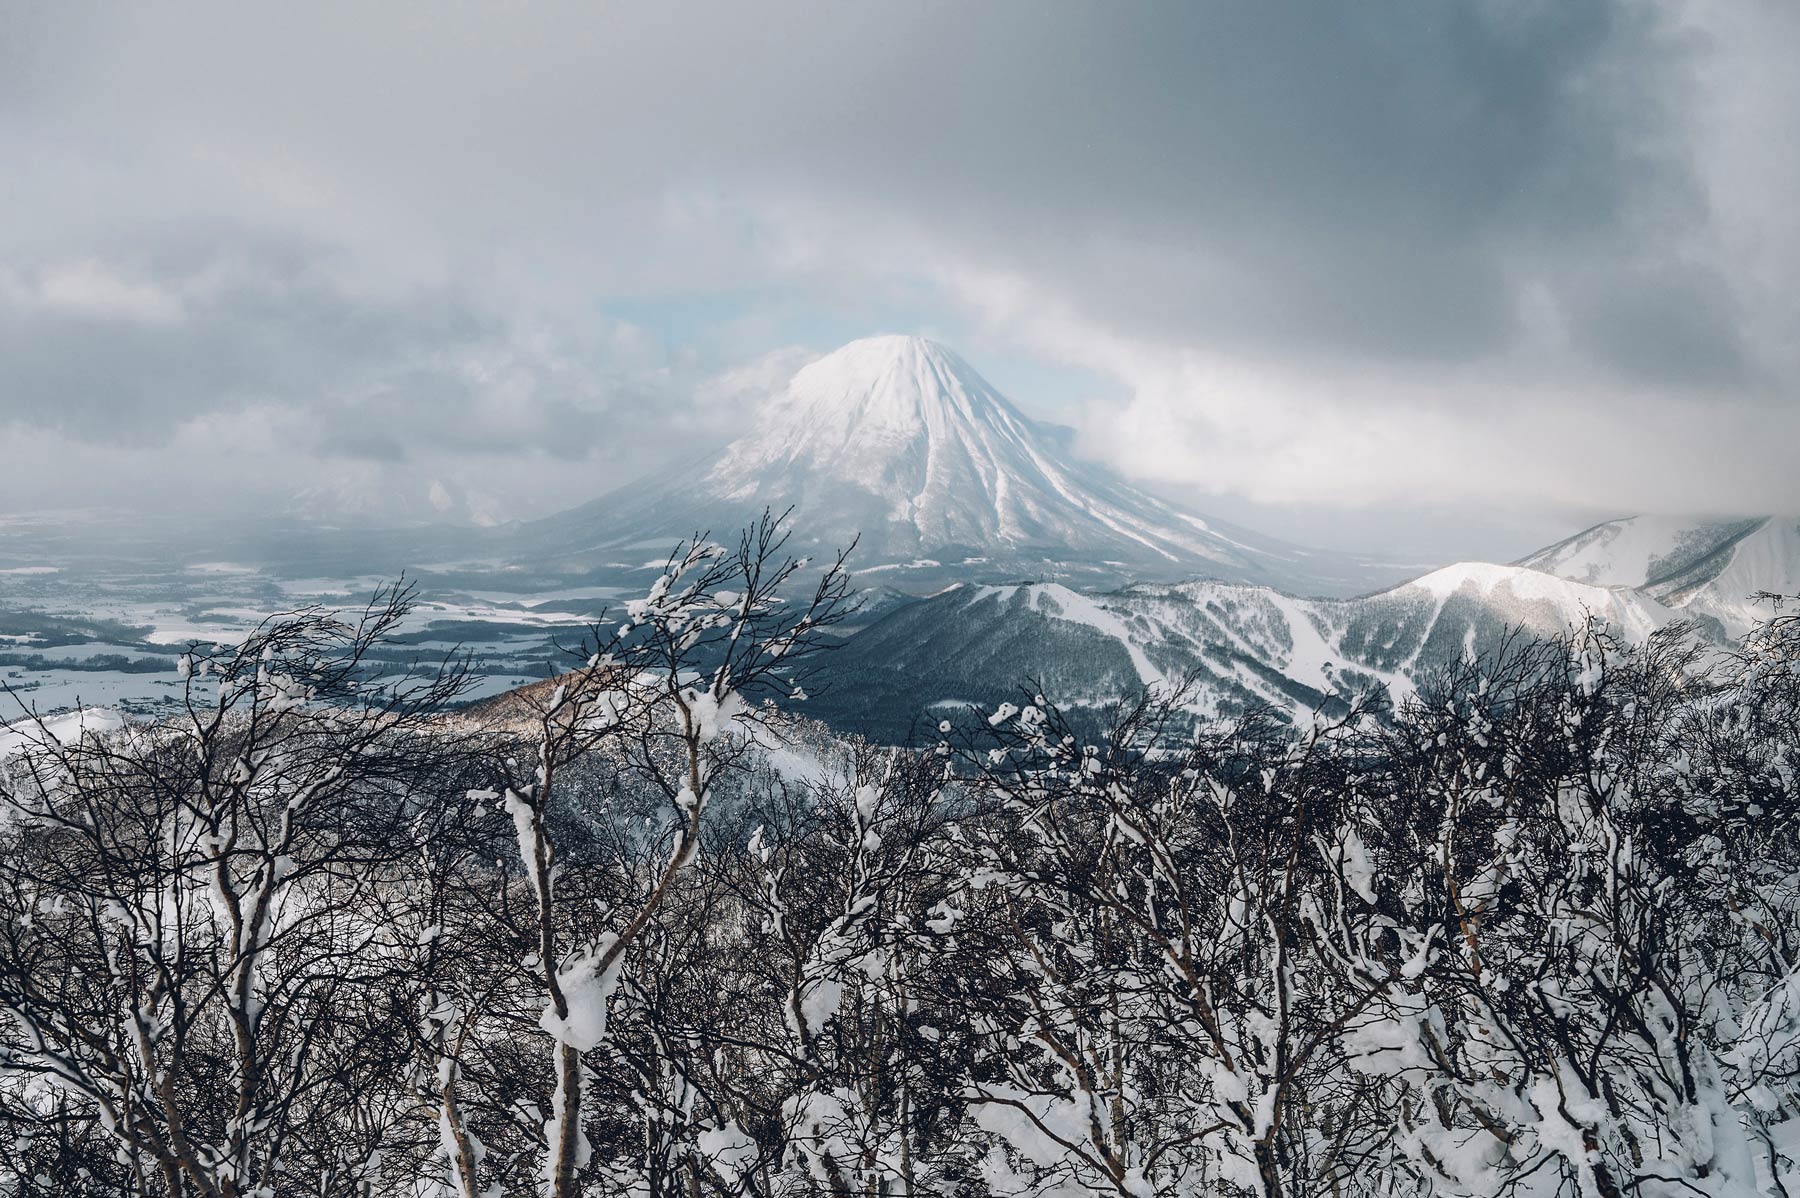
left=0, top=0, right=1794, bottom=538
left=2, top=260, right=185, bottom=325
left=0, top=230, right=693, bottom=461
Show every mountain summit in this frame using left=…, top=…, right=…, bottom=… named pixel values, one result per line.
left=522, top=336, right=1420, bottom=595
left=709, top=336, right=1071, bottom=547
left=707, top=335, right=1256, bottom=568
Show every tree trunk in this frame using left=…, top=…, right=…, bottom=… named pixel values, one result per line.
left=440, top=1065, right=483, bottom=1198
left=1254, top=1138, right=1284, bottom=1198
left=551, top=1041, right=583, bottom=1198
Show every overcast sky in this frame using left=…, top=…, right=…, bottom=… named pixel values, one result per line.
left=3, top=1, right=1796, bottom=558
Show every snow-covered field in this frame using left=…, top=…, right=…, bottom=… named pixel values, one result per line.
left=0, top=556, right=611, bottom=718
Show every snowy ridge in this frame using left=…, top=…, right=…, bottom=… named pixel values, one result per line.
left=809, top=562, right=1685, bottom=736
left=1402, top=561, right=1674, bottom=641
left=1522, top=515, right=1800, bottom=636
left=1024, top=583, right=1166, bottom=686
left=0, top=706, right=125, bottom=759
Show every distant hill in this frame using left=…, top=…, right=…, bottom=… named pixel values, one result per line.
left=799, top=562, right=1681, bottom=742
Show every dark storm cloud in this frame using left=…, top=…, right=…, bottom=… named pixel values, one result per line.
left=935, top=4, right=1738, bottom=382
left=537, top=0, right=1732, bottom=378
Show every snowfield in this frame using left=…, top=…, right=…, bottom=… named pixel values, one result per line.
left=1523, top=513, right=1800, bottom=636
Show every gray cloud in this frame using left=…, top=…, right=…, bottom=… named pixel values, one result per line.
left=2, top=232, right=479, bottom=440
left=0, top=229, right=698, bottom=471
left=0, top=0, right=1794, bottom=544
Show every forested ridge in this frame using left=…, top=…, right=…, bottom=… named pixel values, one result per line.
left=4, top=518, right=1800, bottom=1198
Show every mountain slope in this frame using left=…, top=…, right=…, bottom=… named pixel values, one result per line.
left=803, top=562, right=1682, bottom=740
left=1521, top=515, right=1800, bottom=636
left=518, top=336, right=1424, bottom=596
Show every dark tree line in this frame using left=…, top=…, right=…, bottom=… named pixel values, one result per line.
left=4, top=521, right=1800, bottom=1198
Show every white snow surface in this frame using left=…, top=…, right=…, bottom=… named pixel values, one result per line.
left=1522, top=515, right=1800, bottom=636
left=0, top=706, right=125, bottom=758
left=1401, top=562, right=1676, bottom=641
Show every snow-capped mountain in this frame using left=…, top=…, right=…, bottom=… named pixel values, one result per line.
left=1520, top=515, right=1800, bottom=636
left=519, top=336, right=1425, bottom=596
left=804, top=561, right=1680, bottom=740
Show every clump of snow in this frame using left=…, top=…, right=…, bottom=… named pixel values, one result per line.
left=696, top=1122, right=760, bottom=1189
left=1333, top=828, right=1378, bottom=904
left=538, top=935, right=623, bottom=1052
left=683, top=687, right=746, bottom=742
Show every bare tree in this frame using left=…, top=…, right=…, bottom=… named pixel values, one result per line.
left=455, top=511, right=856, bottom=1198
left=0, top=583, right=475, bottom=1198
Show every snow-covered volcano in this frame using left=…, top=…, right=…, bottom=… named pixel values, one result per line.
left=522, top=336, right=1418, bottom=595
left=705, top=335, right=1222, bottom=560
